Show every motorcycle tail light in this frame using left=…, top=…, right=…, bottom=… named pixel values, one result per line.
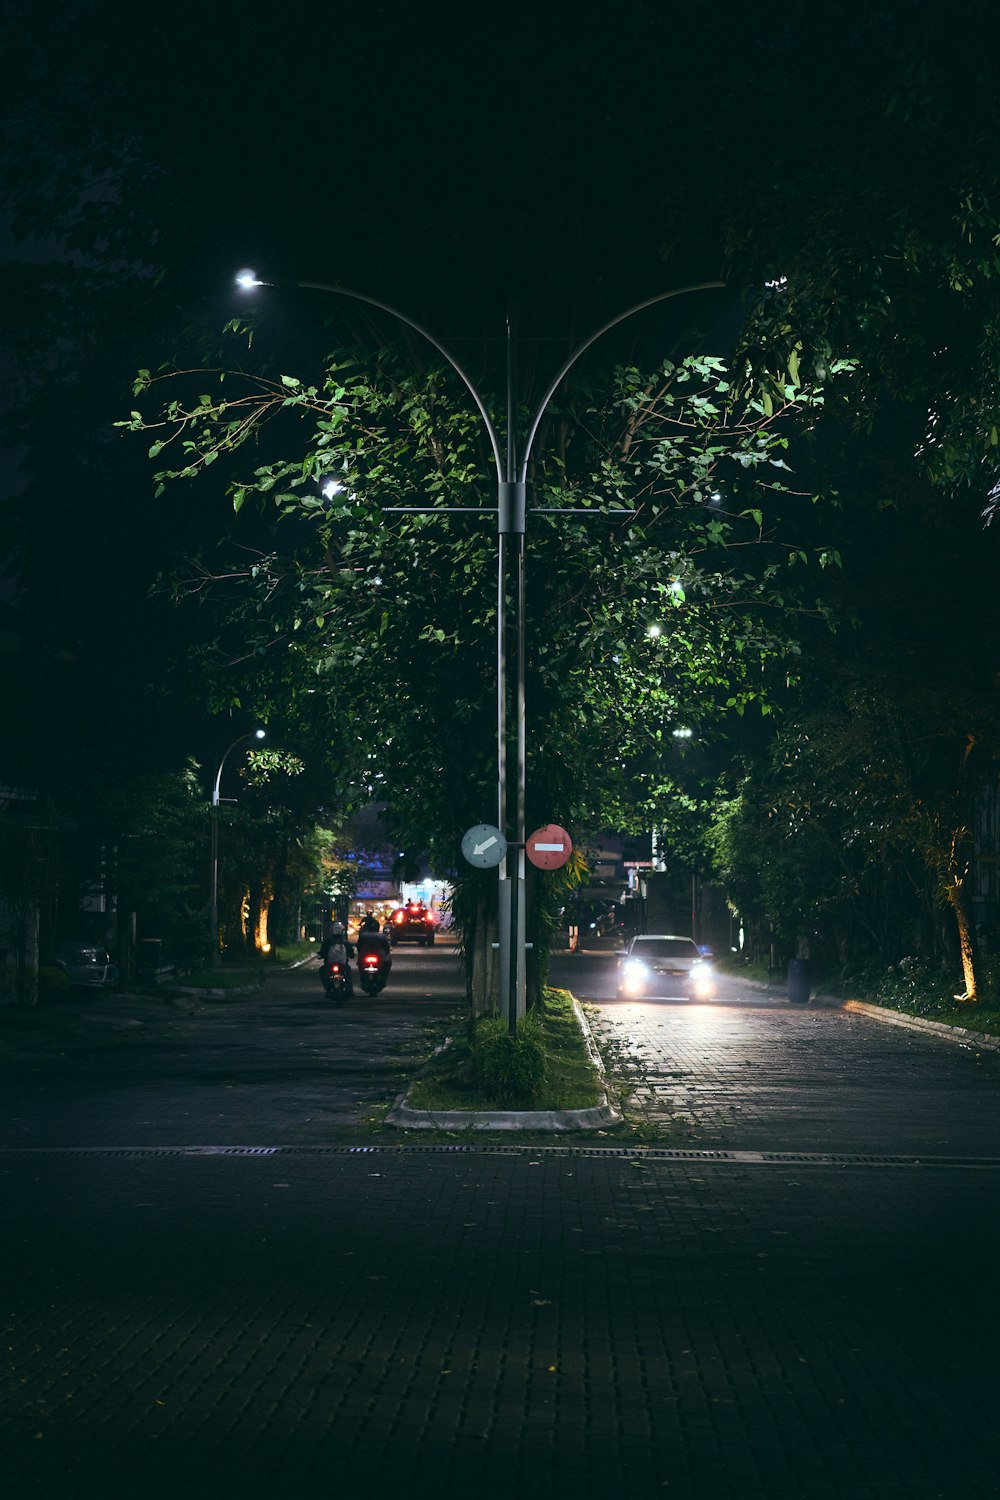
left=329, top=963, right=342, bottom=975
left=363, top=954, right=379, bottom=968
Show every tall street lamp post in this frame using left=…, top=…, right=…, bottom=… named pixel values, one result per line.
left=209, top=728, right=265, bottom=966
left=236, top=273, right=723, bottom=1028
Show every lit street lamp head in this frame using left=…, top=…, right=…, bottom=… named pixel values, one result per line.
left=235, top=269, right=262, bottom=289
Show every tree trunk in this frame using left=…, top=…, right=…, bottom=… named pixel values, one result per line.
left=246, top=878, right=274, bottom=956
left=945, top=877, right=979, bottom=1001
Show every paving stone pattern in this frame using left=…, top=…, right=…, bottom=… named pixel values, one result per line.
left=591, top=999, right=1000, bottom=1154
left=5, top=963, right=1000, bottom=1498
left=2, top=1146, right=1000, bottom=1500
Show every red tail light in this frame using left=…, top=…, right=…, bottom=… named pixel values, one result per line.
left=363, top=953, right=380, bottom=969
left=329, top=963, right=342, bottom=975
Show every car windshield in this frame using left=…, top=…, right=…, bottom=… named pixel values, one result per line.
left=633, top=938, right=698, bottom=958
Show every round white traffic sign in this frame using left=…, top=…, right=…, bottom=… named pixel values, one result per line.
left=526, top=823, right=572, bottom=870
left=461, top=823, right=508, bottom=869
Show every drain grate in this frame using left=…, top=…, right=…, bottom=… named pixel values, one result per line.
left=2, top=1143, right=1000, bottom=1168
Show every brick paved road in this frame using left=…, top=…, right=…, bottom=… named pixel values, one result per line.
left=553, top=954, right=1000, bottom=1154
left=3, top=1146, right=999, bottom=1500
left=0, top=949, right=465, bottom=1148
left=3, top=956, right=1000, bottom=1498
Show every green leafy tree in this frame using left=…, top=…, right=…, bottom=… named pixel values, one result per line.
left=123, top=326, right=846, bottom=1003
left=709, top=664, right=1000, bottom=1000
left=81, top=765, right=209, bottom=978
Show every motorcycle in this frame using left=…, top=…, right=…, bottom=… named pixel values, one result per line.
left=357, top=945, right=390, bottom=997
left=321, top=952, right=351, bottom=1006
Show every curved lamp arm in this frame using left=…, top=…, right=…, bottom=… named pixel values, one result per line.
left=284, top=273, right=503, bottom=477
left=519, top=280, right=726, bottom=481
left=212, top=730, right=265, bottom=807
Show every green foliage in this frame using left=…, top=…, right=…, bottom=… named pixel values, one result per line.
left=123, top=331, right=843, bottom=939
left=719, top=27, right=1000, bottom=515
left=469, top=1012, right=547, bottom=1105
left=271, top=938, right=318, bottom=964
left=845, top=954, right=1000, bottom=1024
left=88, top=764, right=207, bottom=951
left=709, top=649, right=1000, bottom=980
left=408, top=988, right=603, bottom=1112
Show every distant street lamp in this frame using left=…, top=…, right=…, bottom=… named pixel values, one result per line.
left=209, top=729, right=265, bottom=965
left=235, top=270, right=724, bottom=1028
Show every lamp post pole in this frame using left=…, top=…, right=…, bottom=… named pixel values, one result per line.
left=209, top=729, right=265, bottom=966
left=236, top=272, right=723, bottom=1027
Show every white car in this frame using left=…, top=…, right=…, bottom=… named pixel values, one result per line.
left=615, top=934, right=717, bottom=1001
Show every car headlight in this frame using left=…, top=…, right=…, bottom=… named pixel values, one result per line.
left=621, top=958, right=650, bottom=995
left=689, top=961, right=716, bottom=996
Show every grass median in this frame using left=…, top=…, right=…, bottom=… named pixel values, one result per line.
left=406, top=986, right=607, bottom=1113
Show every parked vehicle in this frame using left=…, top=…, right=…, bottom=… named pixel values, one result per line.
left=615, top=934, right=717, bottom=1001
left=51, top=941, right=116, bottom=990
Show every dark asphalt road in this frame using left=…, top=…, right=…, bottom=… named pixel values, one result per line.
left=3, top=948, right=1000, bottom=1498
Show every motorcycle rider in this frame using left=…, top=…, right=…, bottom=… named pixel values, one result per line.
left=355, top=911, right=392, bottom=975
left=319, top=921, right=355, bottom=996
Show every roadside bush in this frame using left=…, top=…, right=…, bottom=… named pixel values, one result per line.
left=469, top=1012, right=546, bottom=1104
left=842, top=956, right=971, bottom=1015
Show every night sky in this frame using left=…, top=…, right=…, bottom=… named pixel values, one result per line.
left=2, top=0, right=999, bottom=782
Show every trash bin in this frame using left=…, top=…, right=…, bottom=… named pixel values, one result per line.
left=787, top=957, right=811, bottom=1004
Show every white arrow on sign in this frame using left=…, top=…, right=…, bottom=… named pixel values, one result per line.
left=462, top=823, right=507, bottom=868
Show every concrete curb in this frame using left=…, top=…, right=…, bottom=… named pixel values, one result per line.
left=844, top=999, right=1000, bottom=1050
left=159, top=955, right=314, bottom=1001
left=385, top=998, right=624, bottom=1132
left=167, top=983, right=264, bottom=999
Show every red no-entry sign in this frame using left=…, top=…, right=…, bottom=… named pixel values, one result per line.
left=526, top=824, right=572, bottom=870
